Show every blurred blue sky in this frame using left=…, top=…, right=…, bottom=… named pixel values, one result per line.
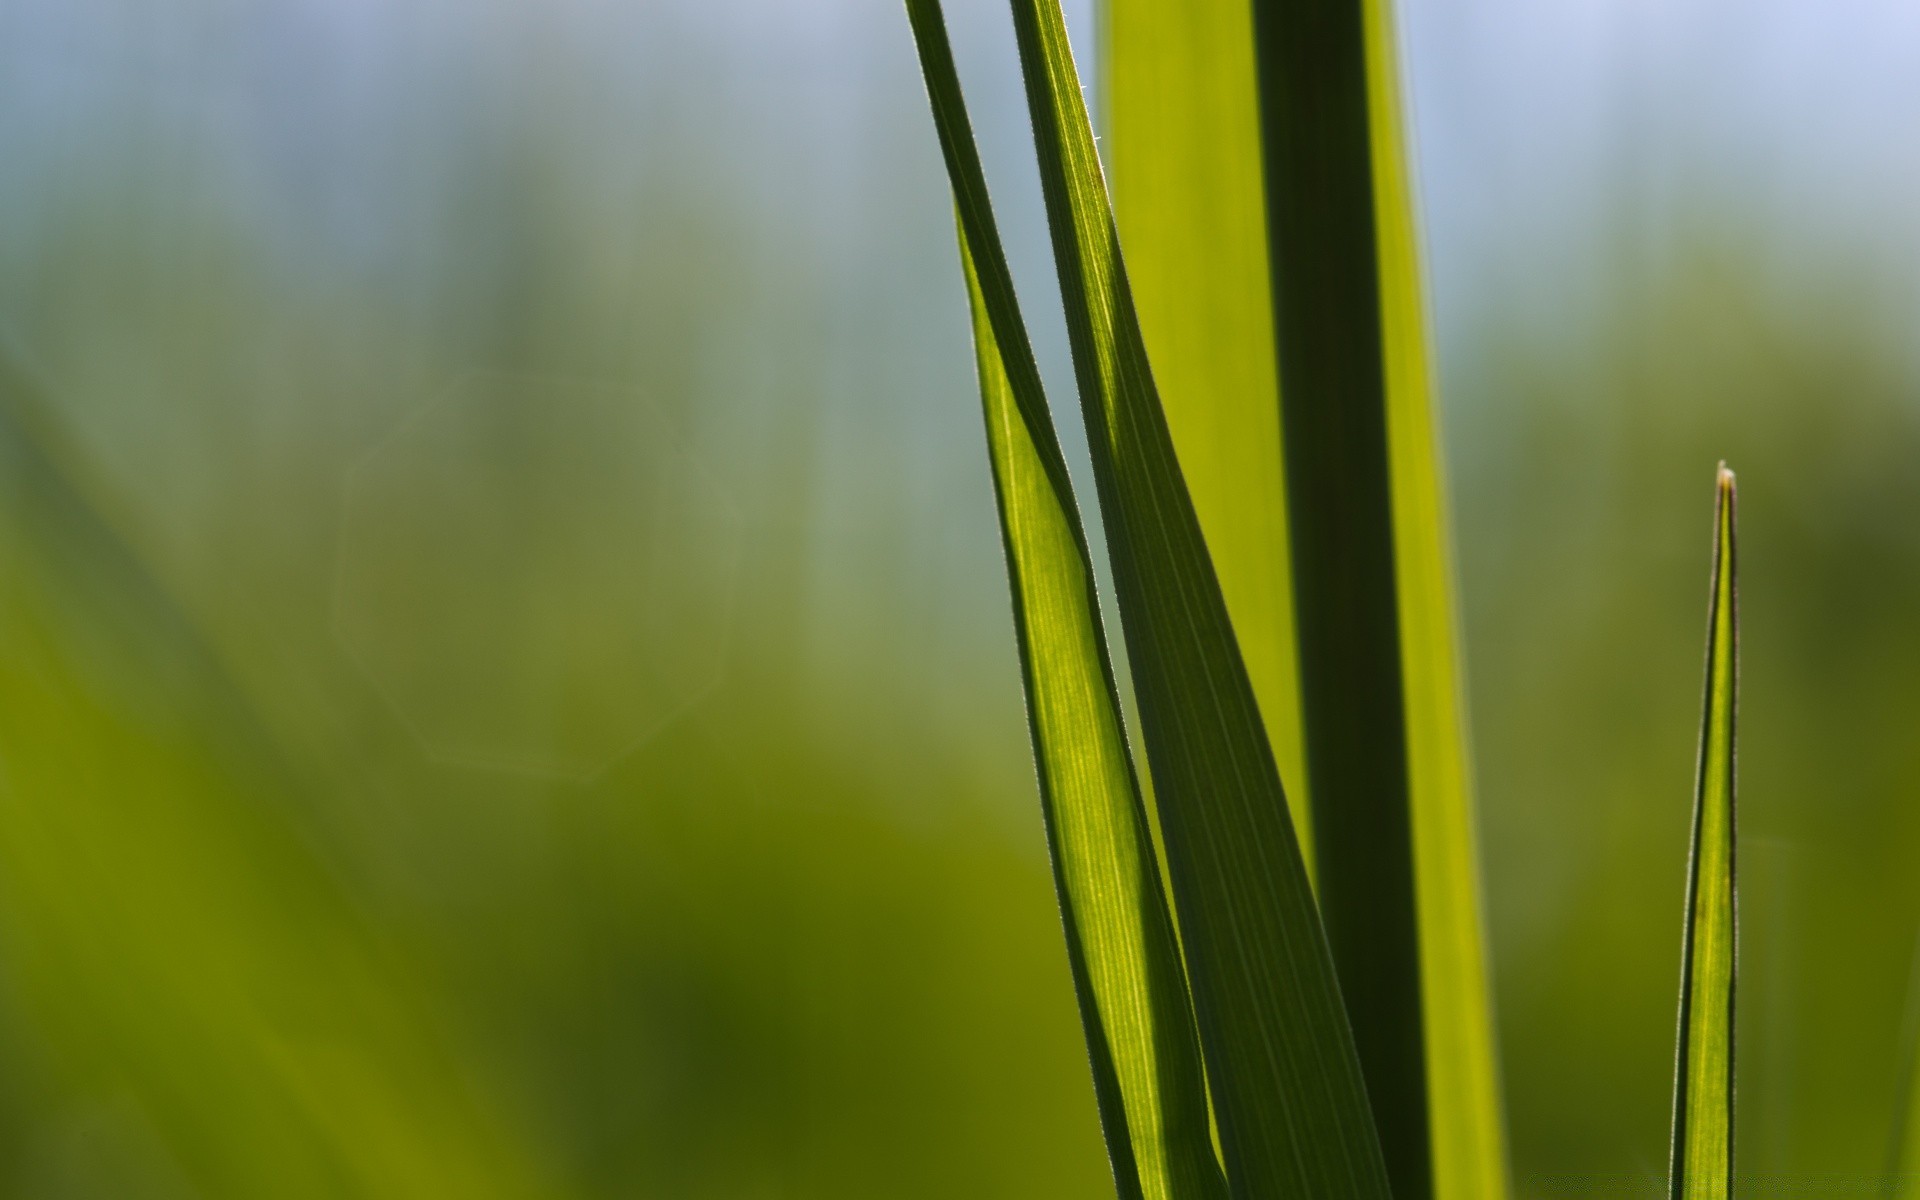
left=6, top=0, right=1919, bottom=323
left=1, top=0, right=1918, bottom=796
left=2, top=0, right=1919, bottom=807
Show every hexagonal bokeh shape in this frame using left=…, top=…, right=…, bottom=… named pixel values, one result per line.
left=335, top=372, right=740, bottom=778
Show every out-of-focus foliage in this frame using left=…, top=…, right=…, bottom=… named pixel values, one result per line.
left=0, top=3, right=1918, bottom=1199
left=0, top=9, right=1113, bottom=1196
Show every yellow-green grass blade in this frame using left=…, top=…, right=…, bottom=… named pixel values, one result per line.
left=0, top=357, right=557, bottom=1199
left=1104, top=0, right=1310, bottom=866
left=904, top=6, right=1227, bottom=1198
left=1244, top=0, right=1509, bottom=1194
left=1669, top=465, right=1739, bottom=1200
left=1364, top=2, right=1511, bottom=1196
left=1003, top=0, right=1391, bottom=1194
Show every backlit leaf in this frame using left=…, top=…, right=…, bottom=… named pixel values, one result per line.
left=903, top=6, right=1226, bottom=1198
left=1242, top=0, right=1510, bottom=1192
left=1105, top=0, right=1310, bottom=863
left=1668, top=464, right=1739, bottom=1200
left=1004, top=0, right=1392, bottom=1193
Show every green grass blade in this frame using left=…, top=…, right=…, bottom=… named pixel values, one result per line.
left=1104, top=0, right=1311, bottom=865
left=903, top=6, right=1227, bottom=1198
left=1669, top=465, right=1739, bottom=1200
left=1003, top=1, right=1391, bottom=1194
left=1243, top=1, right=1509, bottom=1195
left=1364, top=3, right=1511, bottom=1196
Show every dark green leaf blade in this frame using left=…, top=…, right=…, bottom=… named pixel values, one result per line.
left=1249, top=0, right=1427, bottom=1189
left=903, top=6, right=1226, bottom=1199
left=1669, top=464, right=1739, bottom=1200
left=1243, top=1, right=1513, bottom=1194
left=1110, top=2, right=1508, bottom=1195
left=1005, top=0, right=1392, bottom=1194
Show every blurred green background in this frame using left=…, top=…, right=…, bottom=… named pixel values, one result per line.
left=2, top=1, right=1920, bottom=1197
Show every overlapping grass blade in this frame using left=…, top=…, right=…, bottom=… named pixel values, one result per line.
left=902, top=6, right=1225, bottom=1198
left=1002, top=0, right=1391, bottom=1193
left=1668, top=465, right=1739, bottom=1200
left=1241, top=0, right=1509, bottom=1194
left=1104, top=0, right=1311, bottom=861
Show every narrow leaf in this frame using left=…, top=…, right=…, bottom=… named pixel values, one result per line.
left=1669, top=464, right=1739, bottom=1200
left=1366, top=2, right=1512, bottom=1195
left=1005, top=0, right=1392, bottom=1194
left=1105, top=0, right=1311, bottom=863
left=1243, top=0, right=1510, bottom=1194
left=903, top=6, right=1226, bottom=1198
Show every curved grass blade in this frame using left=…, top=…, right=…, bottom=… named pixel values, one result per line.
left=1241, top=0, right=1510, bottom=1193
left=1004, top=1, right=1391, bottom=1194
left=1104, top=0, right=1311, bottom=864
left=903, top=6, right=1227, bottom=1198
left=1669, top=464, right=1739, bottom=1200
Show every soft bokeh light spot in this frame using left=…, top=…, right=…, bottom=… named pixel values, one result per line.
left=334, top=371, right=741, bottom=778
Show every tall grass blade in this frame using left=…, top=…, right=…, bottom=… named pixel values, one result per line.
left=1669, top=465, right=1739, bottom=1200
left=1003, top=0, right=1391, bottom=1193
left=1365, top=4, right=1511, bottom=1196
left=903, top=6, right=1226, bottom=1198
left=1105, top=0, right=1311, bottom=863
left=1245, top=0, right=1508, bottom=1194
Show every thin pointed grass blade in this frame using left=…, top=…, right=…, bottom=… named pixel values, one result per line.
left=1104, top=0, right=1311, bottom=865
left=1004, top=0, right=1390, bottom=1194
left=1242, top=0, right=1509, bottom=1194
left=903, top=6, right=1226, bottom=1198
left=1669, top=465, right=1739, bottom=1200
